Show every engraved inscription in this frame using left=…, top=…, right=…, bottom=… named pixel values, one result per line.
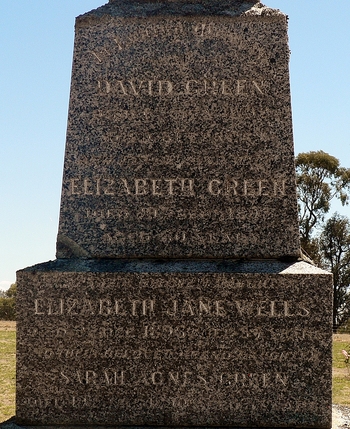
left=21, top=395, right=95, bottom=409
left=68, top=177, right=287, bottom=198
left=55, top=346, right=317, bottom=364
left=34, top=298, right=310, bottom=318
left=98, top=79, right=266, bottom=97
left=61, top=370, right=125, bottom=386
left=101, top=229, right=281, bottom=247
left=58, top=368, right=288, bottom=389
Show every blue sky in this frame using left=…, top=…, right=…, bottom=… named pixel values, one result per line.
left=1, top=0, right=349, bottom=290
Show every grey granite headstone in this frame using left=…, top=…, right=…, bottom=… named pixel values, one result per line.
left=17, top=260, right=332, bottom=428
left=56, top=0, right=301, bottom=260
left=16, top=1, right=333, bottom=428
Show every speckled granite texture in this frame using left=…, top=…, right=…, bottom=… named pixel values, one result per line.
left=16, top=1, right=333, bottom=427
left=17, top=261, right=332, bottom=427
left=56, top=0, right=300, bottom=259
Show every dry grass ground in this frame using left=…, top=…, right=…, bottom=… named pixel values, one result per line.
left=333, top=334, right=350, bottom=405
left=0, top=325, right=349, bottom=423
left=0, top=321, right=16, bottom=422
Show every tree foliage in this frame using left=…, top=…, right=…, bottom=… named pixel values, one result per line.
left=5, top=283, right=16, bottom=299
left=296, top=151, right=350, bottom=257
left=319, top=214, right=350, bottom=328
left=0, top=283, right=16, bottom=321
left=296, top=151, right=350, bottom=331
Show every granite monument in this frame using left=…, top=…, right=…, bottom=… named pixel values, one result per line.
left=16, top=0, right=333, bottom=427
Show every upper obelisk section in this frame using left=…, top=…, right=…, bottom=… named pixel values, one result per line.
left=57, top=0, right=301, bottom=259
left=76, top=1, right=284, bottom=20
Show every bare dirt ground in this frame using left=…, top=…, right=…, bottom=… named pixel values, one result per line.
left=334, top=334, right=350, bottom=343
left=334, top=367, right=350, bottom=377
left=0, top=322, right=15, bottom=332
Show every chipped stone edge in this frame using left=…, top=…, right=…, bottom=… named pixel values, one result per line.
left=244, top=3, right=284, bottom=16
left=75, top=1, right=285, bottom=24
left=56, top=234, right=91, bottom=258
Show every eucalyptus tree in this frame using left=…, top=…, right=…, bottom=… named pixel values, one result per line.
left=296, top=150, right=350, bottom=259
left=319, top=214, right=350, bottom=329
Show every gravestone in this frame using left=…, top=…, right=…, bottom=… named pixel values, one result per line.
left=16, top=1, right=333, bottom=428
left=56, top=0, right=301, bottom=260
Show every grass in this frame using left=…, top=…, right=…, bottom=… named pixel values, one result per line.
left=0, top=321, right=16, bottom=423
left=333, top=333, right=350, bottom=405
left=0, top=324, right=349, bottom=423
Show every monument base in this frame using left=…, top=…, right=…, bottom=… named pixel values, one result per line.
left=16, top=259, right=332, bottom=428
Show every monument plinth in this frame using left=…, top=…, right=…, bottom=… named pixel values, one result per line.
left=16, top=1, right=333, bottom=428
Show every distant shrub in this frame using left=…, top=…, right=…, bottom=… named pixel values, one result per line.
left=338, top=319, right=350, bottom=334
left=0, top=284, right=16, bottom=320
left=0, top=297, right=15, bottom=320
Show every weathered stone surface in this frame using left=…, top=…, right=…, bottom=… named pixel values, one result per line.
left=16, top=260, right=332, bottom=428
left=86, top=1, right=280, bottom=19
left=57, top=0, right=300, bottom=259
left=16, top=2, right=333, bottom=428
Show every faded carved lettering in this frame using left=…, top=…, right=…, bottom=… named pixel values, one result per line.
left=99, top=79, right=265, bottom=96
left=68, top=177, right=288, bottom=198
left=33, top=298, right=310, bottom=318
